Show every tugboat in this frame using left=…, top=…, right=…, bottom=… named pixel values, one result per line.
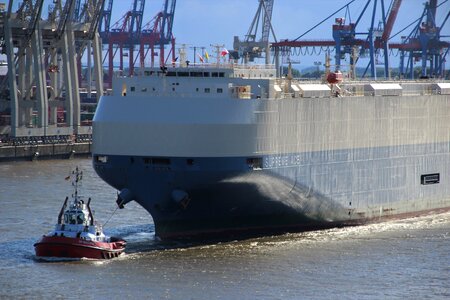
left=34, top=167, right=126, bottom=260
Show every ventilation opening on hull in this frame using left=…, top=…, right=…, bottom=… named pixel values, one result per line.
left=421, top=173, right=440, bottom=185
left=143, top=157, right=171, bottom=165
left=95, top=155, right=108, bottom=163
left=247, top=157, right=263, bottom=169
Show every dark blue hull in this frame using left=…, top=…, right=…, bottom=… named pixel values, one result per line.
left=93, top=142, right=450, bottom=240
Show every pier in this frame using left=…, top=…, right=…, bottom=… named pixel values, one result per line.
left=0, top=134, right=91, bottom=161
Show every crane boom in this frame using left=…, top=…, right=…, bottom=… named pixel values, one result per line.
left=160, top=0, right=176, bottom=43
left=382, top=0, right=402, bottom=41
left=99, top=0, right=113, bottom=34
left=261, top=0, right=274, bottom=42
left=234, top=0, right=275, bottom=63
left=130, top=0, right=145, bottom=37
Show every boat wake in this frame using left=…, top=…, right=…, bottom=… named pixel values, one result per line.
left=130, top=211, right=450, bottom=256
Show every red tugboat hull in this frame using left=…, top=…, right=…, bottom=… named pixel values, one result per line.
left=34, top=236, right=126, bottom=259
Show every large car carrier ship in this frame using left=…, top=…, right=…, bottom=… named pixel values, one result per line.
left=92, top=56, right=450, bottom=240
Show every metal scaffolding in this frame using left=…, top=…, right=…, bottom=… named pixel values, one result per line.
left=0, top=0, right=104, bottom=138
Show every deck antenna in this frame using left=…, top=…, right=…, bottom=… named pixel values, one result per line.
left=210, top=44, right=225, bottom=66
left=178, top=44, right=188, bottom=67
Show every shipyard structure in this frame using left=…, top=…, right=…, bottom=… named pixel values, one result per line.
left=0, top=0, right=175, bottom=160
left=0, top=0, right=104, bottom=160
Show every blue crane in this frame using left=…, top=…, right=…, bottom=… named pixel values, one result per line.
left=392, top=0, right=450, bottom=78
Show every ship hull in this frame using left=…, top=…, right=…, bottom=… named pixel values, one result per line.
left=34, top=236, right=126, bottom=259
left=92, top=81, right=450, bottom=240
left=93, top=143, right=450, bottom=240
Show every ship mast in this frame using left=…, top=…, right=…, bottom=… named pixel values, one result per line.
left=210, top=44, right=225, bottom=66
left=71, top=167, right=83, bottom=202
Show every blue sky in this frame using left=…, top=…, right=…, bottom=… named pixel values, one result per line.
left=109, top=0, right=450, bottom=69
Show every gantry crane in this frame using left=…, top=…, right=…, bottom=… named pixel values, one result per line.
left=273, top=0, right=405, bottom=79
left=0, top=1, right=106, bottom=138
left=101, top=0, right=145, bottom=86
left=139, top=0, right=176, bottom=68
left=390, top=0, right=449, bottom=78
left=74, top=0, right=105, bottom=98
left=272, top=0, right=448, bottom=79
left=1, top=0, right=47, bottom=137
left=233, top=0, right=276, bottom=64
left=100, top=0, right=177, bottom=87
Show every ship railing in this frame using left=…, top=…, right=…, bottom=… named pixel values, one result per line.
left=170, top=62, right=236, bottom=69
left=271, top=78, right=449, bottom=98
left=166, top=62, right=276, bottom=70
left=233, top=64, right=276, bottom=70
left=114, top=63, right=276, bottom=78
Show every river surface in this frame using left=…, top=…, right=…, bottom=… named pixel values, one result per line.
left=0, top=159, right=449, bottom=299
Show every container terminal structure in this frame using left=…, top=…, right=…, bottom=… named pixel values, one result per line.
left=0, top=0, right=176, bottom=160
left=0, top=0, right=104, bottom=160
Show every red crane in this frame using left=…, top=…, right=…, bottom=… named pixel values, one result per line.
left=100, top=0, right=176, bottom=87
left=138, top=0, right=177, bottom=68
left=388, top=0, right=449, bottom=78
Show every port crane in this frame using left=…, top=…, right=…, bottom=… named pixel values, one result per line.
left=272, top=0, right=406, bottom=79
left=100, top=0, right=177, bottom=87
left=233, top=0, right=276, bottom=65
left=1, top=0, right=47, bottom=136
left=389, top=0, right=450, bottom=78
left=0, top=1, right=105, bottom=138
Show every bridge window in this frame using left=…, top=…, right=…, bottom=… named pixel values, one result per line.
left=190, top=72, right=203, bottom=77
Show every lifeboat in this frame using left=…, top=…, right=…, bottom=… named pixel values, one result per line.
left=34, top=167, right=126, bottom=260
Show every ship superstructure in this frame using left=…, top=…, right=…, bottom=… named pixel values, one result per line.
left=92, top=62, right=450, bottom=240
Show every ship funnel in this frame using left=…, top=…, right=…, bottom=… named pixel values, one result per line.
left=116, top=189, right=134, bottom=209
